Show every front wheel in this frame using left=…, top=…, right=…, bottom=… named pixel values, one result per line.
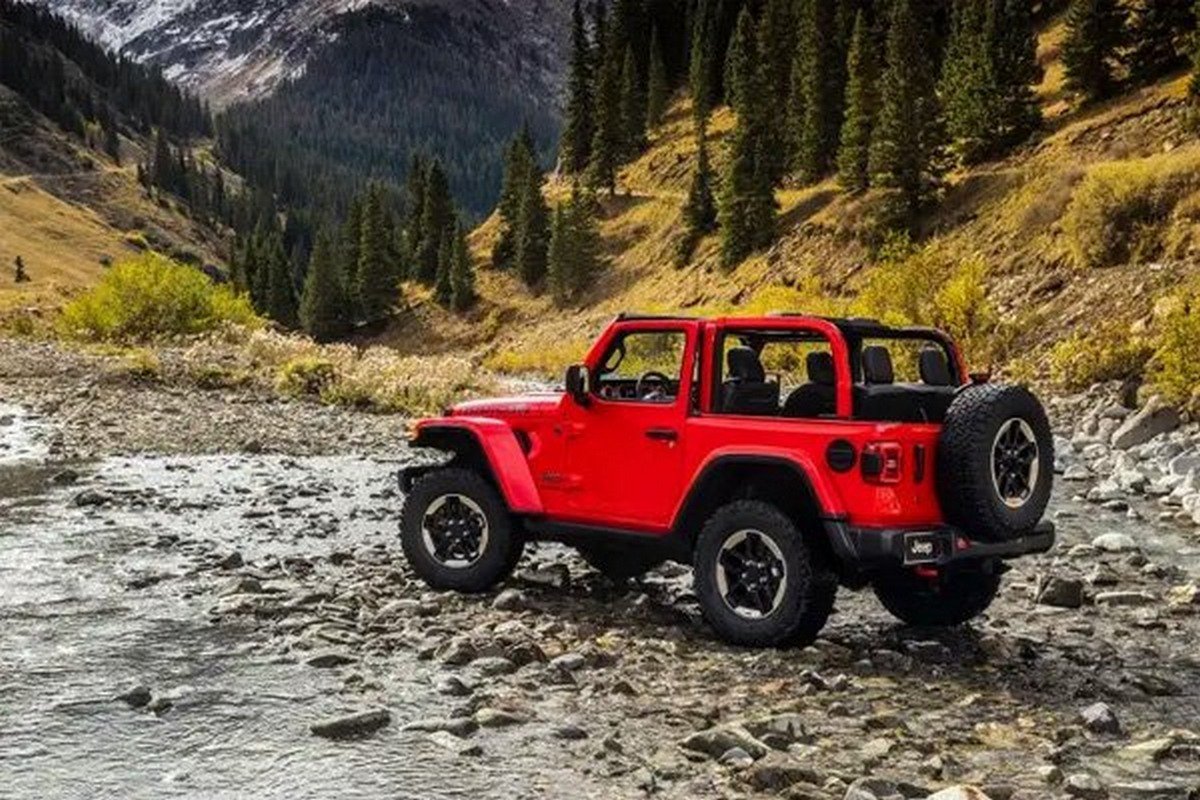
left=400, top=468, right=524, bottom=593
left=872, top=568, right=1001, bottom=627
left=693, top=501, right=837, bottom=648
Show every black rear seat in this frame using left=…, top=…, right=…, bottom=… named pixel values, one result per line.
left=854, top=346, right=957, bottom=422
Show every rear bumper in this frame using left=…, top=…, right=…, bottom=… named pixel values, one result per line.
left=825, top=520, right=1056, bottom=569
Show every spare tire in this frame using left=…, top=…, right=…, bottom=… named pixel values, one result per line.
left=937, top=383, right=1054, bottom=542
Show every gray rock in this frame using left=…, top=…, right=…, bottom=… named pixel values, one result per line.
left=1168, top=453, right=1200, bottom=476
left=549, top=652, right=586, bottom=672
left=1064, top=773, right=1107, bottom=800
left=1079, top=702, right=1122, bottom=735
left=310, top=708, right=391, bottom=740
left=471, top=656, right=517, bottom=676
left=305, top=651, right=356, bottom=669
left=114, top=685, right=152, bottom=708
left=743, top=753, right=820, bottom=791
left=553, top=723, right=589, bottom=740
left=1063, top=465, right=1091, bottom=481
left=427, top=730, right=483, bottom=757
left=433, top=675, right=473, bottom=697
left=440, top=640, right=477, bottom=666
left=1037, top=576, right=1085, bottom=608
left=146, top=696, right=173, bottom=715
left=844, top=776, right=905, bottom=800
left=1092, top=532, right=1139, bottom=553
left=1112, top=398, right=1181, bottom=450
left=73, top=489, right=113, bottom=507
left=1095, top=591, right=1156, bottom=606
left=401, top=717, right=477, bottom=737
left=680, top=724, right=770, bottom=760
left=474, top=707, right=528, bottom=728
left=492, top=589, right=527, bottom=611
left=718, top=746, right=755, bottom=768
left=1036, top=765, right=1064, bottom=784
left=925, top=788, right=993, bottom=800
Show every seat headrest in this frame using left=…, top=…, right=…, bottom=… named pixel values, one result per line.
left=919, top=348, right=953, bottom=386
left=727, top=347, right=765, bottom=382
left=862, top=346, right=894, bottom=385
left=807, top=351, right=835, bottom=386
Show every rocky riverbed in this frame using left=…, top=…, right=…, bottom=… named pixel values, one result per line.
left=2, top=342, right=1199, bottom=800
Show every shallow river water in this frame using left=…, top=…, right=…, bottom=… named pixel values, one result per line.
left=0, top=404, right=607, bottom=799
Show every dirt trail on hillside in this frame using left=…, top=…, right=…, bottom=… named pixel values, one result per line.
left=2, top=339, right=1199, bottom=800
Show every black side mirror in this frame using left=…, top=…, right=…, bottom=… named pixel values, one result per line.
left=565, top=364, right=591, bottom=406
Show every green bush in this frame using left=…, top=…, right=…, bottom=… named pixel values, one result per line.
left=58, top=254, right=260, bottom=342
left=275, top=357, right=338, bottom=398
left=1151, top=287, right=1200, bottom=408
left=1048, top=323, right=1154, bottom=390
left=1063, top=150, right=1200, bottom=268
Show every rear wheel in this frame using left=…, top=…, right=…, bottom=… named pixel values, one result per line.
left=577, top=546, right=664, bottom=581
left=873, top=568, right=1001, bottom=626
left=693, top=501, right=837, bottom=648
left=400, top=468, right=523, bottom=593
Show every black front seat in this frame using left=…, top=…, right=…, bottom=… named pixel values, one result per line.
left=919, top=347, right=953, bottom=386
left=722, top=347, right=779, bottom=416
left=783, top=351, right=837, bottom=417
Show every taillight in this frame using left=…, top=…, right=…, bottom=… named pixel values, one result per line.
left=862, top=442, right=904, bottom=484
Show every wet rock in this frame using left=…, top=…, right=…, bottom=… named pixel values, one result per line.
left=474, top=707, right=528, bottom=728
left=51, top=468, right=80, bottom=485
left=147, top=697, right=173, bottom=715
left=1091, top=533, right=1139, bottom=553
left=73, top=489, right=113, bottom=507
left=925, top=788, right=992, bottom=800
left=114, top=685, right=152, bottom=708
left=845, top=776, right=905, bottom=800
left=680, top=724, right=770, bottom=760
left=401, top=717, right=477, bottom=737
left=743, top=753, right=820, bottom=791
left=553, top=723, right=589, bottom=741
left=1064, top=773, right=1107, bottom=800
left=310, top=708, right=391, bottom=740
left=427, top=730, right=482, bottom=757
left=305, top=651, right=356, bottom=669
left=719, top=747, right=755, bottom=768
left=492, top=589, right=527, bottom=611
left=433, top=675, right=473, bottom=697
left=1079, top=702, right=1122, bottom=735
left=1112, top=397, right=1181, bottom=450
left=1095, top=590, right=1156, bottom=607
left=1038, top=575, right=1085, bottom=608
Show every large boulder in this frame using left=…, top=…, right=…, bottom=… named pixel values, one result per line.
left=1111, top=397, right=1181, bottom=450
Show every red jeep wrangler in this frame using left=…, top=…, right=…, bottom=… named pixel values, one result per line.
left=400, top=315, right=1054, bottom=648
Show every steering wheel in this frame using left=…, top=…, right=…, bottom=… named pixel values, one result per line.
left=636, top=371, right=671, bottom=400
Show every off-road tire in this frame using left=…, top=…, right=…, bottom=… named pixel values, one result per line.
left=873, top=568, right=1002, bottom=627
left=400, top=468, right=524, bottom=593
left=938, top=384, right=1054, bottom=542
left=693, top=501, right=837, bottom=648
left=577, top=546, right=664, bottom=582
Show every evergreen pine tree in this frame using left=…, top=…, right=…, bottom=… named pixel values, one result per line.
left=249, top=223, right=272, bottom=312
left=1192, top=0, right=1200, bottom=100
left=435, top=226, right=454, bottom=306
left=417, top=160, right=453, bottom=282
left=1126, top=0, right=1193, bottom=84
left=449, top=222, right=477, bottom=312
left=494, top=128, right=537, bottom=269
left=759, top=0, right=795, bottom=111
left=868, top=0, right=947, bottom=225
left=559, top=0, right=595, bottom=174
left=515, top=177, right=550, bottom=288
left=837, top=10, right=879, bottom=192
left=1062, top=0, right=1125, bottom=102
left=404, top=153, right=428, bottom=249
left=265, top=232, right=298, bottom=328
left=793, top=0, right=842, bottom=182
left=990, top=0, right=1042, bottom=148
left=299, top=228, right=352, bottom=342
left=684, top=123, right=718, bottom=235
left=547, top=203, right=573, bottom=304
left=941, top=0, right=1004, bottom=164
left=548, top=184, right=602, bottom=305
left=357, top=184, right=395, bottom=320
left=646, top=27, right=670, bottom=130
left=689, top=0, right=719, bottom=122
left=718, top=9, right=777, bottom=268
left=619, top=44, right=648, bottom=157
left=588, top=10, right=623, bottom=195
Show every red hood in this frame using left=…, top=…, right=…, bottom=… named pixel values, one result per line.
left=449, top=393, right=565, bottom=420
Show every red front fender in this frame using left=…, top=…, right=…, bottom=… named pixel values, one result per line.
left=411, top=418, right=543, bottom=514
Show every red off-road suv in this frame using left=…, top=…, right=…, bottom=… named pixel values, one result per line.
left=400, top=314, right=1055, bottom=648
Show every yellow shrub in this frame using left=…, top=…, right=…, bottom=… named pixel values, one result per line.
left=1152, top=286, right=1200, bottom=406
left=1062, top=149, right=1200, bottom=268
left=58, top=254, right=260, bottom=342
left=276, top=357, right=338, bottom=397
left=1048, top=323, right=1154, bottom=390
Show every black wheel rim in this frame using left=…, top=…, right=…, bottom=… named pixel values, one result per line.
left=714, top=529, right=788, bottom=619
left=421, top=494, right=489, bottom=568
left=991, top=418, right=1039, bottom=509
